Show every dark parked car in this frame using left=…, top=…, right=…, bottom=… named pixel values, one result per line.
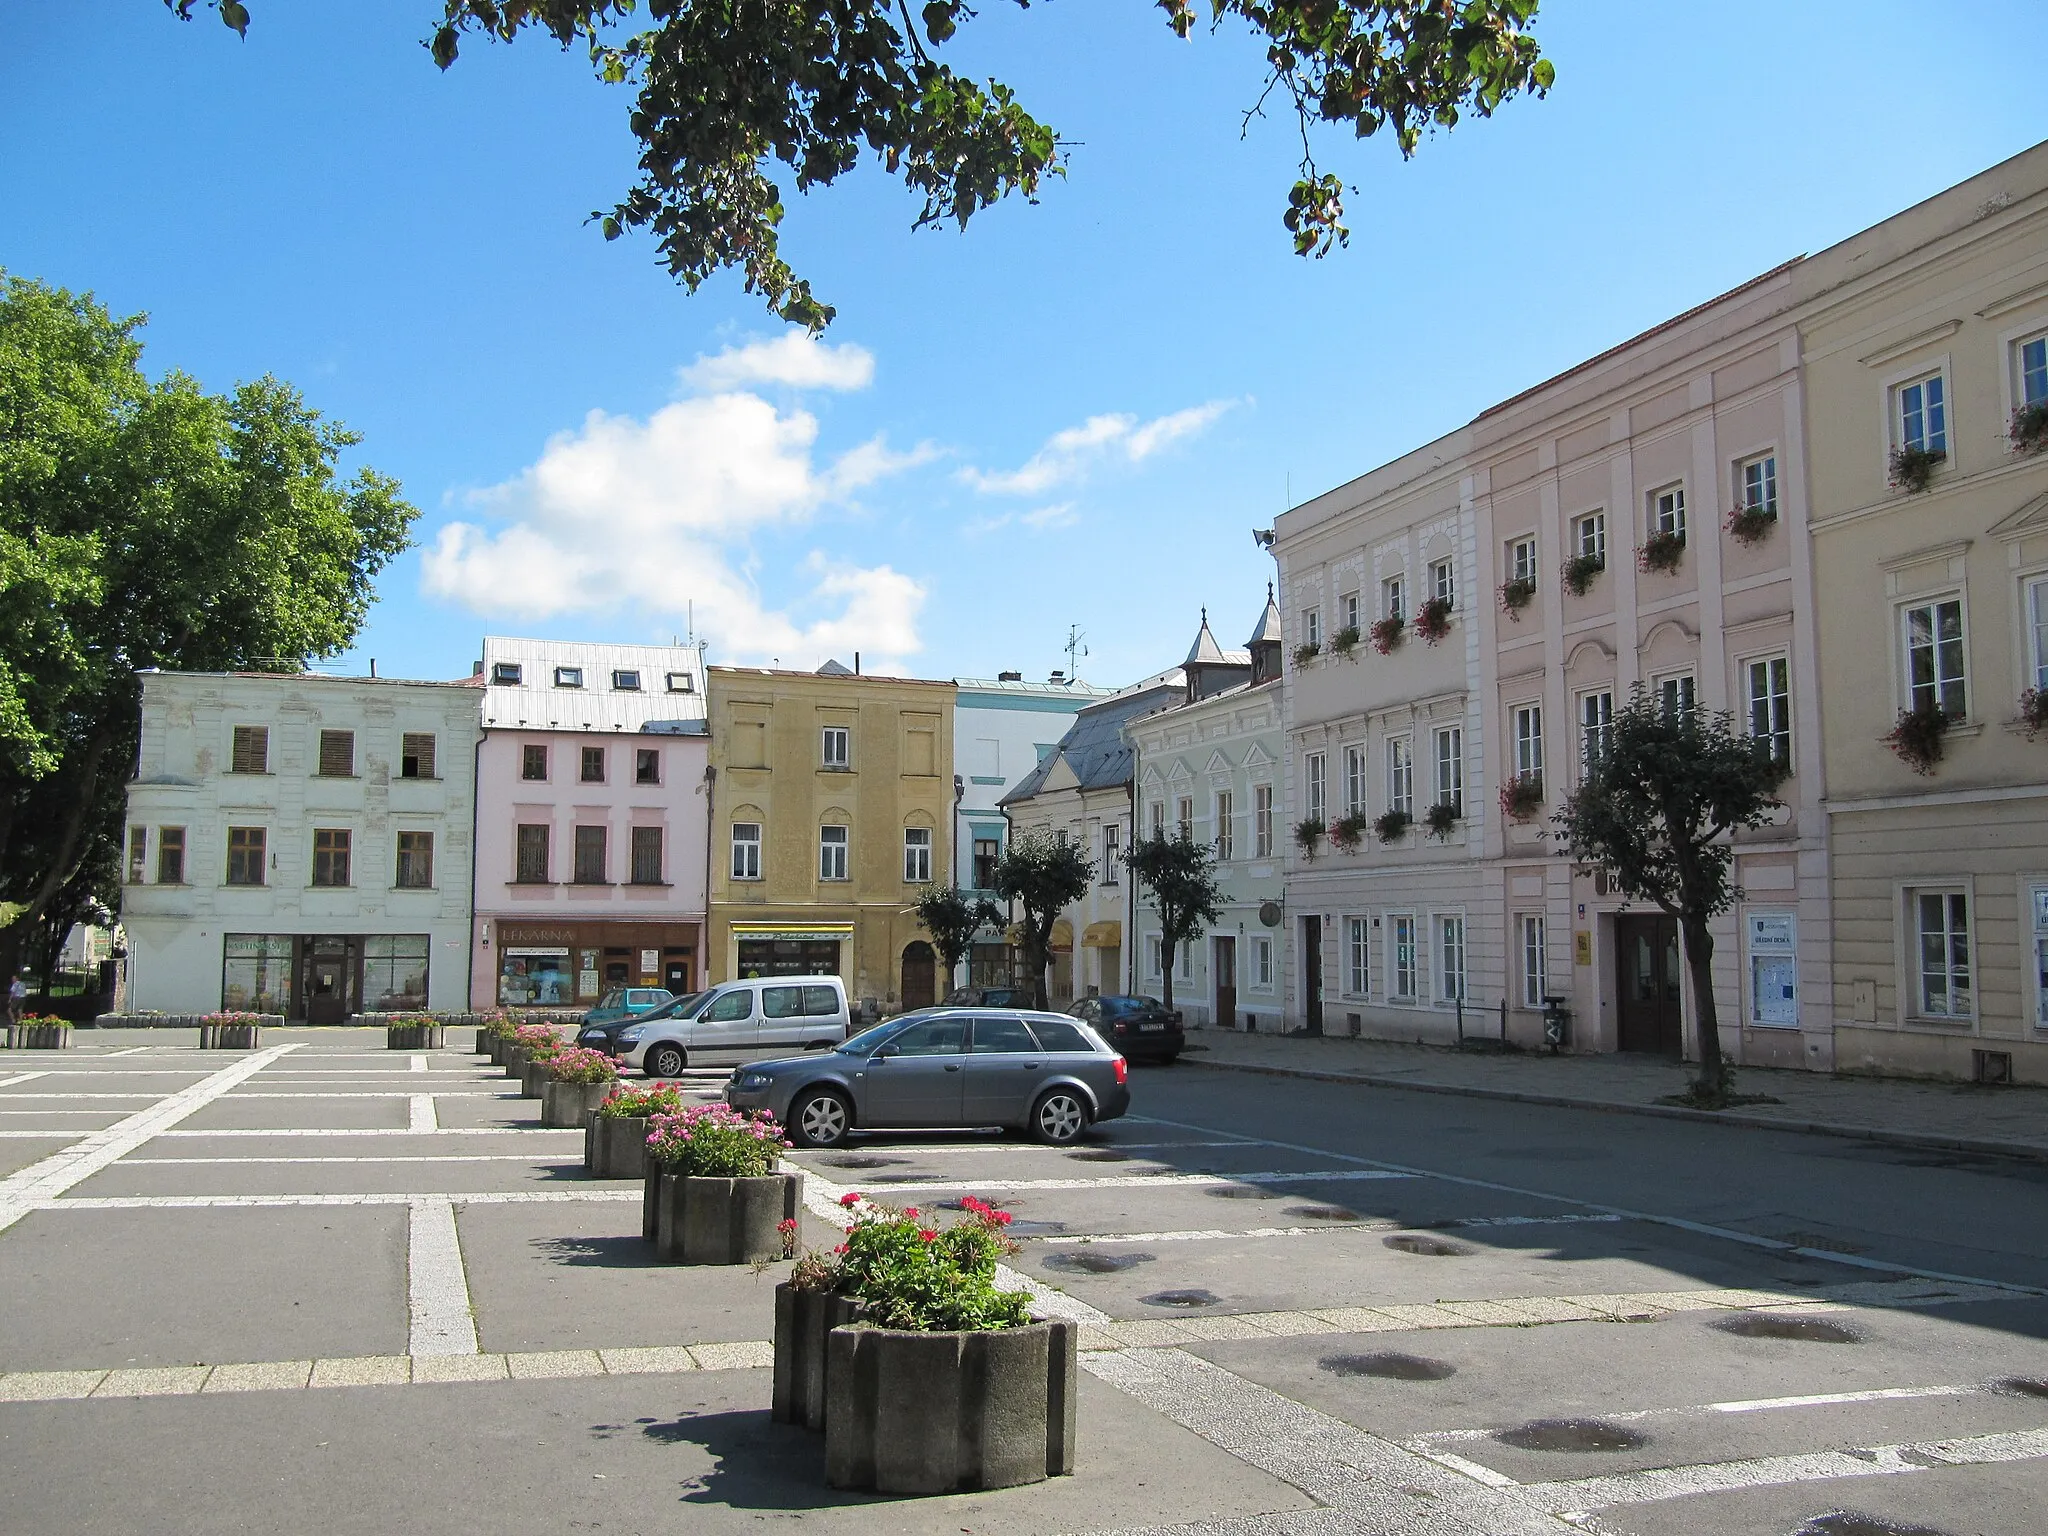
left=578, top=990, right=702, bottom=1053
left=1068, top=994, right=1184, bottom=1063
left=723, top=1008, right=1130, bottom=1148
left=941, top=986, right=1033, bottom=1007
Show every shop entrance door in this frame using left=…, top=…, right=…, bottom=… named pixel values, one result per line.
left=300, top=937, right=358, bottom=1025
left=664, top=955, right=694, bottom=995
left=1300, top=917, right=1324, bottom=1034
left=900, top=942, right=937, bottom=1011
left=1616, top=914, right=1684, bottom=1056
left=1212, top=936, right=1237, bottom=1029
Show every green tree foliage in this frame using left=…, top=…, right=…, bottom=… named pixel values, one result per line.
left=1123, top=828, right=1223, bottom=1014
left=165, top=1, right=1552, bottom=328
left=911, top=883, right=1002, bottom=985
left=0, top=274, right=416, bottom=976
left=992, top=830, right=1093, bottom=1012
left=1553, top=688, right=1786, bottom=1100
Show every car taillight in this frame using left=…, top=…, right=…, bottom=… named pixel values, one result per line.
left=1112, top=1022, right=1128, bottom=1034
left=1112, top=1055, right=1127, bottom=1084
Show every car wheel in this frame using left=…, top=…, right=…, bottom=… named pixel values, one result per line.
left=1029, top=1089, right=1089, bottom=1146
left=644, top=1043, right=687, bottom=1079
left=790, top=1089, right=853, bottom=1149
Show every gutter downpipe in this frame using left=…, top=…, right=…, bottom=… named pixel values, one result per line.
left=467, top=728, right=484, bottom=1012
left=1127, top=735, right=1138, bottom=995
left=702, top=758, right=717, bottom=988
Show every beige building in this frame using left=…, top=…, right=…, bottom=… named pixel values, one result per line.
left=1798, top=143, right=2048, bottom=1084
left=704, top=663, right=956, bottom=1014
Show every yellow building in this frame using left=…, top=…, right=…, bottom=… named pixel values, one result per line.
left=705, top=663, right=957, bottom=1014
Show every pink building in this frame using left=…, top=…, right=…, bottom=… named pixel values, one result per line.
left=469, top=638, right=711, bottom=1010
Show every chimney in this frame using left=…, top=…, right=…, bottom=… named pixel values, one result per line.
left=1049, top=669, right=1066, bottom=684
left=472, top=659, right=484, bottom=677
left=997, top=670, right=1022, bottom=682
left=854, top=651, right=861, bottom=675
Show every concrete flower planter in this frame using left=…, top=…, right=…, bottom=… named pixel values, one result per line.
left=541, top=1079, right=613, bottom=1129
left=501, top=1045, right=529, bottom=1079
left=653, top=1170, right=803, bottom=1265
left=519, top=1058, right=554, bottom=1099
left=196, top=1022, right=261, bottom=1050
left=825, top=1320, right=1078, bottom=1494
left=7, top=1024, right=71, bottom=1050
left=772, top=1284, right=864, bottom=1430
left=386, top=1022, right=445, bottom=1051
left=642, top=1165, right=662, bottom=1241
left=585, top=1113, right=652, bottom=1179
left=477, top=1029, right=500, bottom=1059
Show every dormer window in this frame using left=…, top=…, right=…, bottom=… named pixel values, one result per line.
left=612, top=669, right=642, bottom=691
left=665, top=672, right=695, bottom=694
left=490, top=662, right=522, bottom=686
left=554, top=666, right=584, bottom=689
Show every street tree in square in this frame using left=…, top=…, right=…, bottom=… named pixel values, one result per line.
left=1123, top=828, right=1223, bottom=1016
left=911, top=884, right=1003, bottom=990
left=0, top=274, right=416, bottom=983
left=992, top=831, right=1094, bottom=1012
left=163, top=1, right=1554, bottom=328
left=1553, top=686, right=1787, bottom=1105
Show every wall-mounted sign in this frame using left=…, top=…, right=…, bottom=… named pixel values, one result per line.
left=1574, top=931, right=1593, bottom=966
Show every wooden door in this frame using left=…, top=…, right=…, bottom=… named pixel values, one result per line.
left=1615, top=914, right=1683, bottom=1056
left=1213, top=936, right=1237, bottom=1029
left=301, top=938, right=357, bottom=1026
left=1300, top=917, right=1324, bottom=1034
left=900, top=942, right=936, bottom=1012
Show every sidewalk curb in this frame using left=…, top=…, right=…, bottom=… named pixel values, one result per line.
left=1184, top=1057, right=2048, bottom=1166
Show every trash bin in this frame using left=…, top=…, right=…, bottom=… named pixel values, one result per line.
left=1541, top=996, right=1571, bottom=1053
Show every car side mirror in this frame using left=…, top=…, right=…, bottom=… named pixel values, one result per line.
left=872, top=1043, right=899, bottom=1060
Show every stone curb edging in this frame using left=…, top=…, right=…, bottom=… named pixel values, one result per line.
left=1185, top=1056, right=2048, bottom=1166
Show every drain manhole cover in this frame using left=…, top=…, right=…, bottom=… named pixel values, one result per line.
left=1493, top=1419, right=1647, bottom=1453
left=1287, top=1204, right=1360, bottom=1221
left=1711, top=1314, right=1864, bottom=1344
left=1206, top=1184, right=1281, bottom=1200
left=823, top=1155, right=904, bottom=1169
left=1043, top=1250, right=1155, bottom=1275
left=1068, top=1149, right=1133, bottom=1162
left=1318, top=1352, right=1456, bottom=1381
left=1383, top=1233, right=1472, bottom=1257
left=1140, top=1288, right=1221, bottom=1308
left=1794, top=1512, right=1958, bottom=1536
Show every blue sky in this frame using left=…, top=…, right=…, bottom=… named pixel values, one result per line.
left=5, top=2, right=2041, bottom=688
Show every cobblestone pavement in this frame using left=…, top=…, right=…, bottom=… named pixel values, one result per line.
left=0, top=1028, right=2043, bottom=1535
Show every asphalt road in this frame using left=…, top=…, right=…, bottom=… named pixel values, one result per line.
left=0, top=1030, right=2042, bottom=1536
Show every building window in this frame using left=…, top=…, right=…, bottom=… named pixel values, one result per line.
left=1345, top=917, right=1369, bottom=996
left=521, top=744, right=548, bottom=781
left=317, top=729, right=355, bottom=778
left=1519, top=914, right=1547, bottom=1008
left=573, top=825, right=608, bottom=884
left=221, top=934, right=292, bottom=1013
left=2030, top=577, right=2048, bottom=693
left=1149, top=800, right=1165, bottom=838
left=1574, top=511, right=1606, bottom=563
left=516, top=824, right=550, bottom=883
left=396, top=830, right=434, bottom=889
left=363, top=935, right=430, bottom=1013
left=1176, top=796, right=1194, bottom=838
left=1252, top=937, right=1273, bottom=987
left=1340, top=590, right=1361, bottom=634
left=1438, top=915, right=1466, bottom=1001
left=1180, top=943, right=1192, bottom=981
left=230, top=726, right=269, bottom=775
left=1656, top=672, right=1697, bottom=723
left=312, top=828, right=352, bottom=888
left=635, top=748, right=660, bottom=785
left=2033, top=888, right=2048, bottom=1029
left=1510, top=537, right=1538, bottom=585
left=1431, top=557, right=1456, bottom=609
left=1102, top=823, right=1120, bottom=884
left=1390, top=915, right=1417, bottom=1001
left=1513, top=704, right=1544, bottom=782
left=904, top=827, right=933, bottom=883
left=1386, top=736, right=1413, bottom=818
left=1913, top=890, right=1971, bottom=1019
left=581, top=746, right=606, bottom=783
left=822, top=726, right=850, bottom=769
left=1433, top=727, right=1462, bottom=816
left=128, top=826, right=147, bottom=883
left=400, top=733, right=437, bottom=780
left=1746, top=911, right=1797, bottom=1027
left=731, top=822, right=762, bottom=881
left=1215, top=790, right=1233, bottom=862
left=554, top=666, right=584, bottom=689
left=1746, top=657, right=1791, bottom=768
left=1739, top=453, right=1779, bottom=515
left=1147, top=936, right=1164, bottom=977
left=973, top=837, right=1000, bottom=890
left=630, top=826, right=663, bottom=885
left=611, top=669, right=642, bottom=691
left=1650, top=484, right=1687, bottom=541
left=2019, top=335, right=2048, bottom=410
left=819, top=825, right=849, bottom=881
left=1254, top=784, right=1273, bottom=857
left=490, top=662, right=522, bottom=686
left=665, top=671, right=695, bottom=694
left=1579, top=690, right=1614, bottom=774
left=1343, top=745, right=1367, bottom=817
left=1903, top=598, right=1966, bottom=717
left=226, top=827, right=266, bottom=886
left=1382, top=575, right=1404, bottom=622
left=156, top=827, right=185, bottom=885
left=1895, top=371, right=1947, bottom=454
left=1304, top=608, right=1321, bottom=648
left=1305, top=753, right=1326, bottom=824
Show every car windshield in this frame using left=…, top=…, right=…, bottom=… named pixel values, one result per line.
left=835, top=1019, right=908, bottom=1055
left=1099, top=997, right=1147, bottom=1016
left=638, top=990, right=707, bottom=1023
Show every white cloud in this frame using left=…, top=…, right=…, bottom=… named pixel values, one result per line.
left=680, top=330, right=876, bottom=393
left=421, top=384, right=931, bottom=670
left=960, top=400, right=1236, bottom=495
left=962, top=502, right=1078, bottom=538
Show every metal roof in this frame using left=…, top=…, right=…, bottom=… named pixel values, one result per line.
left=480, top=636, right=707, bottom=732
left=1000, top=670, right=1185, bottom=805
left=1247, top=585, right=1282, bottom=646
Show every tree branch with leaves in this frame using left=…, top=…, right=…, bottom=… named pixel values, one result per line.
left=911, top=883, right=1002, bottom=987
left=992, top=830, right=1093, bottom=1012
left=1124, top=827, right=1224, bottom=1014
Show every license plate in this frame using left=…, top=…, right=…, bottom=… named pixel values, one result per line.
left=1139, top=1023, right=1164, bottom=1032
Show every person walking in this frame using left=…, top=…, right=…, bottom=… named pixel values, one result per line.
left=5, top=971, right=26, bottom=1026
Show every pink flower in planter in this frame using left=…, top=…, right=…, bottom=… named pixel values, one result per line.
left=919, top=1229, right=938, bottom=1243
left=777, top=1218, right=798, bottom=1235
left=839, top=1192, right=862, bottom=1208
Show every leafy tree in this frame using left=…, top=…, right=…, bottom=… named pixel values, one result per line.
left=165, top=1, right=1553, bottom=328
left=1123, top=828, right=1223, bottom=1015
left=1553, top=688, right=1786, bottom=1102
left=992, top=830, right=1093, bottom=1012
left=0, top=274, right=416, bottom=980
left=911, top=883, right=1002, bottom=988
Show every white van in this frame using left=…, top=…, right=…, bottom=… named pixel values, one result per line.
left=617, top=974, right=851, bottom=1077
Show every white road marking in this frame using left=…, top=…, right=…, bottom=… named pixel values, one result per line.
left=41, top=1189, right=641, bottom=1209
left=0, top=1109, right=128, bottom=1117
left=98, top=1047, right=150, bottom=1057
left=406, top=1199, right=478, bottom=1356
left=1034, top=1212, right=1626, bottom=1246
left=840, top=1168, right=1415, bottom=1195
left=409, top=1055, right=428, bottom=1074
left=0, top=1073, right=49, bottom=1088
left=0, top=1044, right=299, bottom=1235
left=155, top=1127, right=576, bottom=1138
left=0, top=1131, right=85, bottom=1139
left=408, top=1095, right=437, bottom=1132
left=225, top=1091, right=509, bottom=1099
left=1706, top=1383, right=1987, bottom=1415
left=118, top=1154, right=581, bottom=1165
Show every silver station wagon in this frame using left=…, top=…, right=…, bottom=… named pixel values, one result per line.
left=723, top=1008, right=1131, bottom=1148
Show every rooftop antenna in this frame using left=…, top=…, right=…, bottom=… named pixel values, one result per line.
left=687, top=600, right=694, bottom=646
left=1063, top=624, right=1088, bottom=679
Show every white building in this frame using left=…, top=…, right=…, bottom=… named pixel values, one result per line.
left=1127, top=597, right=1286, bottom=1028
left=951, top=669, right=1111, bottom=987
left=122, top=671, right=483, bottom=1019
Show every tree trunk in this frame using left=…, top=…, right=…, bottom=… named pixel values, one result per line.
left=1679, top=912, right=1725, bottom=1093
left=1159, top=940, right=1175, bottom=1013
left=1025, top=937, right=1049, bottom=1012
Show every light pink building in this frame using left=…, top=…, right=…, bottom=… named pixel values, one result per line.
left=469, top=638, right=711, bottom=1010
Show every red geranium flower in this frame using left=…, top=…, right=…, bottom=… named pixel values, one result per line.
left=838, top=1192, right=861, bottom=1208
left=919, top=1229, right=938, bottom=1242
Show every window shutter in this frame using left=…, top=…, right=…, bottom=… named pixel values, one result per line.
left=231, top=726, right=269, bottom=774
left=318, top=730, right=355, bottom=777
left=401, top=733, right=436, bottom=779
